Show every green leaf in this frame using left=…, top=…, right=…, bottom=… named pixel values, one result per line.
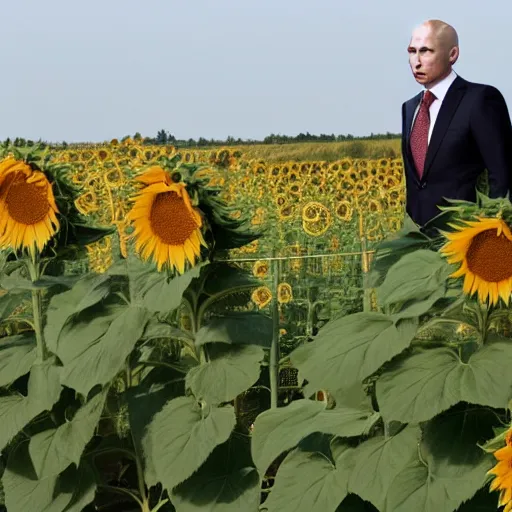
left=384, top=405, right=499, bottom=512
left=377, top=249, right=451, bottom=307
left=140, top=262, right=206, bottom=313
left=62, top=463, right=98, bottom=512
left=391, top=287, right=447, bottom=321
left=347, top=425, right=421, bottom=511
left=0, top=360, right=61, bottom=450
left=377, top=341, right=512, bottom=423
left=368, top=219, right=431, bottom=288
left=0, top=290, right=28, bottom=320
left=251, top=399, right=379, bottom=476
left=2, top=441, right=70, bottom=512
left=201, top=262, right=258, bottom=296
left=186, top=344, right=264, bottom=404
left=44, top=273, right=111, bottom=354
left=143, top=395, right=236, bottom=491
left=29, top=388, right=107, bottom=479
left=455, top=487, right=499, bottom=511
left=141, top=318, right=193, bottom=342
left=0, top=334, right=37, bottom=387
left=289, top=313, right=417, bottom=401
left=59, top=306, right=150, bottom=396
left=126, top=368, right=186, bottom=486
left=170, top=435, right=260, bottom=512
left=261, top=445, right=355, bottom=512
left=195, top=313, right=273, bottom=348
left=0, top=271, right=78, bottom=293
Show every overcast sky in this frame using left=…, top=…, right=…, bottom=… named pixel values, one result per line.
left=1, top=0, right=509, bottom=143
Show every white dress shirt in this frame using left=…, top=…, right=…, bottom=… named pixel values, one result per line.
left=411, top=69, right=458, bottom=144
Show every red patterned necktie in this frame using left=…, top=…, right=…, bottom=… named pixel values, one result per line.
left=410, top=90, right=436, bottom=179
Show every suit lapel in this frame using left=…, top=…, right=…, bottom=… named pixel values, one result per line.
left=405, top=94, right=421, bottom=146
left=422, top=77, right=467, bottom=178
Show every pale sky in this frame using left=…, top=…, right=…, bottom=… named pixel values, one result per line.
left=1, top=0, right=510, bottom=143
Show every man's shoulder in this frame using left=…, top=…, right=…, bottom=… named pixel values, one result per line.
left=456, top=76, right=503, bottom=97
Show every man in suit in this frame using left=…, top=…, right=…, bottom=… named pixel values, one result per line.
left=402, top=19, right=512, bottom=228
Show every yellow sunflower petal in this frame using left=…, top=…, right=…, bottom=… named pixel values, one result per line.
left=128, top=178, right=204, bottom=274
left=0, top=158, right=60, bottom=253
left=441, top=216, right=512, bottom=306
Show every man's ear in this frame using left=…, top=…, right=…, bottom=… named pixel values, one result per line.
left=449, top=46, right=459, bottom=65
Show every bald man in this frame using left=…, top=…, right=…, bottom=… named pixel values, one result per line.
left=401, top=19, right=512, bottom=229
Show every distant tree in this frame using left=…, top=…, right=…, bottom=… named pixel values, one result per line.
left=156, top=130, right=167, bottom=145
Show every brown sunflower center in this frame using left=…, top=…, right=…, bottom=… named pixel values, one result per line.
left=466, top=229, right=512, bottom=282
left=6, top=175, right=50, bottom=225
left=150, top=191, right=198, bottom=245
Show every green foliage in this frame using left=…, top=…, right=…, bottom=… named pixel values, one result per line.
left=251, top=399, right=379, bottom=476
left=1, top=158, right=511, bottom=512
left=143, top=396, right=236, bottom=491
left=186, top=344, right=264, bottom=404
left=0, top=220, right=271, bottom=511
left=289, top=312, right=417, bottom=402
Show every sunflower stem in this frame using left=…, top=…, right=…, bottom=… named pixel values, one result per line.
left=27, top=253, right=47, bottom=363
left=269, top=251, right=280, bottom=409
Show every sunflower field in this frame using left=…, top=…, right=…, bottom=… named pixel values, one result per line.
left=0, top=139, right=511, bottom=512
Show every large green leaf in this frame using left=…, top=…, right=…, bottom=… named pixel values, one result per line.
left=251, top=399, right=379, bottom=476
left=368, top=217, right=431, bottom=289
left=44, top=273, right=111, bottom=354
left=141, top=318, right=193, bottom=342
left=0, top=360, right=61, bottom=450
left=261, top=444, right=356, bottom=512
left=289, top=313, right=417, bottom=401
left=455, top=487, right=499, bottom=511
left=377, top=249, right=451, bottom=307
left=59, top=306, right=150, bottom=396
left=391, top=287, right=447, bottom=321
left=2, top=441, right=72, bottom=512
left=384, top=406, right=499, bottom=512
left=347, top=425, right=420, bottom=510
left=0, top=334, right=37, bottom=387
left=0, top=271, right=78, bottom=293
left=0, top=290, right=28, bottom=320
left=200, top=262, right=258, bottom=297
left=377, top=341, right=512, bottom=423
left=186, top=344, right=264, bottom=404
left=195, top=312, right=273, bottom=348
left=126, top=367, right=186, bottom=486
left=143, top=395, right=236, bottom=491
left=140, top=262, right=206, bottom=313
left=29, top=388, right=107, bottom=479
left=62, top=463, right=97, bottom=512
left=170, top=435, right=260, bottom=512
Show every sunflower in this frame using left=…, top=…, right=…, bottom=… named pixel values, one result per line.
left=277, top=283, right=293, bottom=304
left=439, top=216, right=512, bottom=306
left=127, top=166, right=207, bottom=274
left=252, top=286, right=272, bottom=308
left=253, top=260, right=269, bottom=278
left=488, top=429, right=512, bottom=512
left=0, top=157, right=59, bottom=256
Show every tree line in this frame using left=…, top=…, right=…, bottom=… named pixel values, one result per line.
left=1, top=129, right=401, bottom=149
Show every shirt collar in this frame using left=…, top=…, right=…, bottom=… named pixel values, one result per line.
left=426, top=69, right=458, bottom=102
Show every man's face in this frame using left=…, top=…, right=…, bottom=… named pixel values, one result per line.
left=408, top=25, right=452, bottom=88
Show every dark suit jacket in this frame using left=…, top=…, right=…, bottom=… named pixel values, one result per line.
left=401, top=75, right=512, bottom=227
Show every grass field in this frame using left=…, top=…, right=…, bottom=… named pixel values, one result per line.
left=63, top=138, right=403, bottom=163
left=233, top=138, right=401, bottom=162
